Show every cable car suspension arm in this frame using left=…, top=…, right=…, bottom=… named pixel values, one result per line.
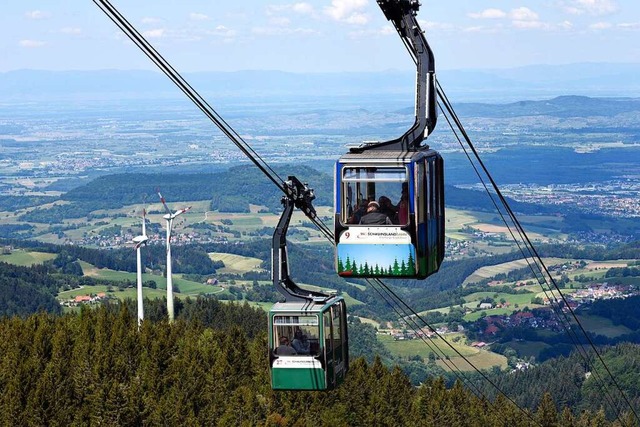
left=273, top=177, right=333, bottom=303
left=351, top=0, right=437, bottom=153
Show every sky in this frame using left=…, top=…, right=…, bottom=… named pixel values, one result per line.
left=1, top=0, right=639, bottom=73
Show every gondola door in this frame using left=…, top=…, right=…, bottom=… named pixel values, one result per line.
left=322, top=299, right=348, bottom=390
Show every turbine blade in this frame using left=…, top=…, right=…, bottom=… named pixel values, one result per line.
left=141, top=208, right=147, bottom=236
left=156, top=189, right=172, bottom=215
left=175, top=206, right=192, bottom=217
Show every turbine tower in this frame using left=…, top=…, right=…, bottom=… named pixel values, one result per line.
left=157, top=190, right=191, bottom=322
left=132, top=208, right=148, bottom=327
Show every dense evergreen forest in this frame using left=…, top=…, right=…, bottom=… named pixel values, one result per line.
left=0, top=262, right=62, bottom=316
left=0, top=299, right=632, bottom=426
left=473, top=342, right=640, bottom=422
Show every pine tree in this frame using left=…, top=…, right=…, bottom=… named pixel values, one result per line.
left=559, top=407, right=575, bottom=426
left=392, top=258, right=400, bottom=276
left=407, top=252, right=416, bottom=275
left=536, top=392, right=558, bottom=427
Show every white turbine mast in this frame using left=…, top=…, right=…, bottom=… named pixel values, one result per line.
left=157, top=189, right=191, bottom=322
left=132, top=207, right=149, bottom=327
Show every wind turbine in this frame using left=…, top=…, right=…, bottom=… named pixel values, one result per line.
left=157, top=190, right=191, bottom=322
left=132, top=208, right=148, bottom=327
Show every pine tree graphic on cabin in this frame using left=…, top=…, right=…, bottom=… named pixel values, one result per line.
left=337, top=251, right=415, bottom=277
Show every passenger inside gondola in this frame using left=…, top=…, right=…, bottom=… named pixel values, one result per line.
left=348, top=199, right=369, bottom=224
left=341, top=166, right=408, bottom=226
left=396, top=182, right=409, bottom=225
left=292, top=330, right=310, bottom=355
left=273, top=316, right=321, bottom=357
left=378, top=196, right=397, bottom=223
left=359, top=201, right=392, bottom=225
left=275, top=336, right=296, bottom=355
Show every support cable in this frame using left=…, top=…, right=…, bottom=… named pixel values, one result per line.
left=437, top=97, right=627, bottom=418
left=436, top=81, right=638, bottom=424
left=370, top=278, right=540, bottom=425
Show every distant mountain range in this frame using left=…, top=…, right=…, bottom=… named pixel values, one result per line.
left=2, top=63, right=640, bottom=102
left=402, top=95, right=640, bottom=118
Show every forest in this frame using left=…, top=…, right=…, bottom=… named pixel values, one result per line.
left=0, top=299, right=634, bottom=426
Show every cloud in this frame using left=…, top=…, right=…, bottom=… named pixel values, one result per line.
left=60, top=27, right=82, bottom=35
left=468, top=9, right=507, bottom=19
left=512, top=20, right=548, bottom=29
left=212, top=25, right=237, bottom=38
left=324, top=0, right=369, bottom=25
left=142, top=28, right=165, bottom=39
left=617, top=22, right=640, bottom=30
left=564, top=0, right=617, bottom=16
left=292, top=3, right=314, bottom=14
left=589, top=21, right=612, bottom=29
left=251, top=26, right=318, bottom=36
left=19, top=40, right=46, bottom=48
left=463, top=26, right=488, bottom=33
left=380, top=25, right=395, bottom=35
left=267, top=3, right=315, bottom=16
left=189, top=13, right=210, bottom=21
left=467, top=7, right=549, bottom=31
left=559, top=20, right=574, bottom=30
left=510, top=7, right=539, bottom=21
left=25, top=10, right=50, bottom=20
left=421, top=20, right=456, bottom=32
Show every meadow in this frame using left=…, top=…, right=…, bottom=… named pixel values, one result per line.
left=378, top=333, right=508, bottom=372
left=0, top=249, right=56, bottom=266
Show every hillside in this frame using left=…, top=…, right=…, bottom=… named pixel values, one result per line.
left=474, top=342, right=640, bottom=421
left=0, top=302, right=628, bottom=426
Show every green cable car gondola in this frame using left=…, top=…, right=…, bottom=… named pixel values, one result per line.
left=269, top=298, right=348, bottom=391
left=268, top=178, right=349, bottom=391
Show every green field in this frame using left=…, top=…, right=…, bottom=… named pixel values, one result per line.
left=208, top=252, right=264, bottom=275
left=463, top=257, right=573, bottom=285
left=503, top=340, right=552, bottom=359
left=457, top=291, right=544, bottom=321
left=78, top=261, right=222, bottom=296
left=378, top=333, right=474, bottom=358
left=575, top=314, right=633, bottom=338
left=0, top=250, right=56, bottom=266
left=442, top=351, right=508, bottom=371
left=58, top=284, right=167, bottom=301
left=463, top=291, right=538, bottom=306
left=378, top=333, right=507, bottom=371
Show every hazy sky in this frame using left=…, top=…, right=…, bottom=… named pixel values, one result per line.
left=1, top=0, right=639, bottom=73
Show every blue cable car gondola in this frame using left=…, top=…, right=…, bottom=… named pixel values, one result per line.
left=269, top=177, right=349, bottom=390
left=335, top=0, right=445, bottom=280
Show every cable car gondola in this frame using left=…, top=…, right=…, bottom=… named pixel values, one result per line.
left=335, top=0, right=444, bottom=280
left=269, top=178, right=348, bottom=391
